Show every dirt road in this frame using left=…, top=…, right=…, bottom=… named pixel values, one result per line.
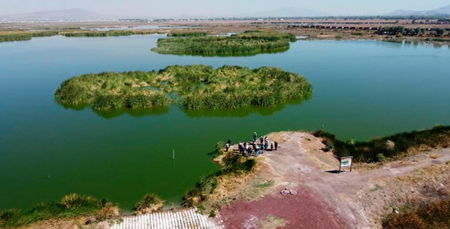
left=219, top=132, right=450, bottom=229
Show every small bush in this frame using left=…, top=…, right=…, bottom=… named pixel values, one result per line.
left=95, top=203, right=119, bottom=221
left=60, top=193, right=97, bottom=209
left=377, top=153, right=386, bottom=162
left=134, top=193, right=165, bottom=214
left=383, top=211, right=427, bottom=229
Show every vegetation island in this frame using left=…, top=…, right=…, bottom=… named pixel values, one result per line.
left=151, top=30, right=298, bottom=56
left=54, top=65, right=312, bottom=111
left=0, top=31, right=58, bottom=42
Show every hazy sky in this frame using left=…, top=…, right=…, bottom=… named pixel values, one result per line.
left=0, top=0, right=449, bottom=17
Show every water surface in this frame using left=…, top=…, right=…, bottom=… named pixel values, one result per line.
left=1, top=35, right=449, bottom=210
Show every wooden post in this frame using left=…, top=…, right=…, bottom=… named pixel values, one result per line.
left=339, top=158, right=342, bottom=173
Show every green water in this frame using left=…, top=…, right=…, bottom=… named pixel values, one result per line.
left=1, top=35, right=449, bottom=210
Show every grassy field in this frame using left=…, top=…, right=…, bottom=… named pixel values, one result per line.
left=313, top=125, right=450, bottom=163
left=55, top=65, right=312, bottom=111
left=0, top=194, right=118, bottom=228
left=151, top=30, right=297, bottom=56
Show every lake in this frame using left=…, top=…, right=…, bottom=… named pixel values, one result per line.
left=0, top=35, right=449, bottom=210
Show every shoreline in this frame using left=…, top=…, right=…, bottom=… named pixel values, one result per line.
left=1, top=21, right=449, bottom=46
left=1, top=125, right=449, bottom=228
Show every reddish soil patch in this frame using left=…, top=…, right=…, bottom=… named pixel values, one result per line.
left=219, top=185, right=350, bottom=229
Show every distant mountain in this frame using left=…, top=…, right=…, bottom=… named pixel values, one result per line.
left=245, top=8, right=329, bottom=18
left=385, top=4, right=450, bottom=16
left=0, top=8, right=117, bottom=21
left=433, top=5, right=450, bottom=14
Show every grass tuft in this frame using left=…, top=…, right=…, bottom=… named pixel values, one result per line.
left=134, top=193, right=165, bottom=214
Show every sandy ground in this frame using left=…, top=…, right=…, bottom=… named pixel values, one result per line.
left=218, top=131, right=450, bottom=229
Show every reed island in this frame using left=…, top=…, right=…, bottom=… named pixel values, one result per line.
left=151, top=30, right=298, bottom=56
left=54, top=65, right=312, bottom=111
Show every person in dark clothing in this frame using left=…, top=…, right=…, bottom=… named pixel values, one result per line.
left=260, top=137, right=264, bottom=145
left=270, top=143, right=274, bottom=151
left=225, top=139, right=232, bottom=152
left=238, top=141, right=244, bottom=155
left=275, top=141, right=278, bottom=151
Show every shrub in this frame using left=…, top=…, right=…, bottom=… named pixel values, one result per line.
left=314, top=126, right=450, bottom=163
left=60, top=193, right=97, bottom=209
left=95, top=203, right=119, bottom=221
left=183, top=152, right=256, bottom=207
left=377, top=153, right=386, bottom=162
left=383, top=212, right=427, bottom=229
left=383, top=200, right=450, bottom=229
left=134, top=193, right=165, bottom=214
left=183, top=175, right=218, bottom=207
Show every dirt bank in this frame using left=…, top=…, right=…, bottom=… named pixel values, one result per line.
left=218, top=131, right=450, bottom=228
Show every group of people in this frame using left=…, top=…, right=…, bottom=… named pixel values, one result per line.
left=225, top=132, right=278, bottom=157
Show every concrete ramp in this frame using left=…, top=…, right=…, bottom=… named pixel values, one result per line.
left=110, top=208, right=223, bottom=229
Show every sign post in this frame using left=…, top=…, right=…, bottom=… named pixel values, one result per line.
left=339, top=156, right=353, bottom=173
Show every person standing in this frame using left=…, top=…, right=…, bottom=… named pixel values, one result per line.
left=275, top=141, right=278, bottom=151
left=225, top=139, right=232, bottom=152
left=238, top=141, right=244, bottom=155
left=253, top=132, right=258, bottom=142
left=264, top=137, right=269, bottom=150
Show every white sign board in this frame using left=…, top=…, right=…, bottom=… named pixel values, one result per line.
left=340, top=157, right=353, bottom=168
left=339, top=156, right=353, bottom=172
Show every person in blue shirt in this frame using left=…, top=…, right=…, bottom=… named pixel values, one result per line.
left=255, top=145, right=261, bottom=157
